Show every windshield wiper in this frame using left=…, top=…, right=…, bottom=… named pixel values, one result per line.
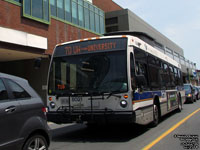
left=106, top=92, right=121, bottom=99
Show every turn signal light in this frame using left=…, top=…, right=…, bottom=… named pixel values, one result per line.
left=49, top=97, right=53, bottom=101
left=123, top=95, right=128, bottom=99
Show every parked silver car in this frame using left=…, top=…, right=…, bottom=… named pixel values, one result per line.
left=0, top=73, right=50, bottom=150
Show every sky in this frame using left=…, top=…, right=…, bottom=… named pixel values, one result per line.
left=113, top=0, right=200, bottom=69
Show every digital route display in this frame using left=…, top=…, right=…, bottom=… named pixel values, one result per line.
left=54, top=38, right=127, bottom=57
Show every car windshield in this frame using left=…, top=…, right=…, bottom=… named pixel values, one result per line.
left=48, top=50, right=127, bottom=95
left=184, top=85, right=191, bottom=92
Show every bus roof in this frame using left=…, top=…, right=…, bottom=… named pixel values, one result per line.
left=55, top=35, right=181, bottom=69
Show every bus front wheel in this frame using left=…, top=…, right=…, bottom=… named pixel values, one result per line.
left=151, top=104, right=159, bottom=127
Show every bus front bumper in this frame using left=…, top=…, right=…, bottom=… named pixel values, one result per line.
left=47, top=110, right=135, bottom=124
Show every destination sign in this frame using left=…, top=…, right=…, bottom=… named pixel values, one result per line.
left=54, top=38, right=127, bottom=57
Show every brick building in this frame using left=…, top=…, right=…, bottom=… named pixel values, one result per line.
left=0, top=0, right=105, bottom=100
left=93, top=0, right=122, bottom=12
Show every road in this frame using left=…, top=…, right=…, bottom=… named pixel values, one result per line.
left=49, top=100, right=200, bottom=150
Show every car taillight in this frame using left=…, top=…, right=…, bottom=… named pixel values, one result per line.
left=42, top=107, right=47, bottom=114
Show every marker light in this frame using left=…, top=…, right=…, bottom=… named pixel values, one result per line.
left=123, top=95, right=128, bottom=99
left=49, top=97, right=53, bottom=101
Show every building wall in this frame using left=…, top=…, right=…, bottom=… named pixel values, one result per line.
left=106, top=9, right=184, bottom=56
left=0, top=0, right=99, bottom=55
left=0, top=0, right=101, bottom=102
left=93, top=0, right=123, bottom=12
left=127, top=10, right=184, bottom=56
left=0, top=59, right=50, bottom=101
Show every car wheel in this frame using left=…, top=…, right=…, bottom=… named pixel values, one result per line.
left=23, top=134, right=48, bottom=150
left=194, top=96, right=196, bottom=102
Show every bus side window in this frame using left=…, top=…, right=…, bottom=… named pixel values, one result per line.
left=163, top=63, right=170, bottom=89
left=169, top=65, right=175, bottom=88
left=174, top=67, right=179, bottom=86
left=148, top=55, right=161, bottom=90
left=135, top=61, right=149, bottom=90
left=178, top=69, right=183, bottom=86
left=134, top=48, right=149, bottom=90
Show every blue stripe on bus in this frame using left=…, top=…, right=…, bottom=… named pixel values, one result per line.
left=133, top=91, right=162, bottom=101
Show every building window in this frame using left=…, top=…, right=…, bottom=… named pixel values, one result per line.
left=57, top=0, right=64, bottom=19
left=105, top=17, right=118, bottom=25
left=106, top=26, right=118, bottom=33
left=154, top=42, right=165, bottom=53
left=174, top=52, right=180, bottom=63
left=22, top=0, right=104, bottom=33
left=50, top=0, right=56, bottom=16
left=33, top=0, right=43, bottom=19
left=180, top=56, right=185, bottom=65
left=165, top=47, right=173, bottom=59
left=95, top=8, right=100, bottom=33
left=72, top=0, right=78, bottom=24
left=65, top=0, right=72, bottom=22
left=84, top=2, right=90, bottom=29
left=89, top=5, right=95, bottom=31
left=23, top=0, right=50, bottom=24
left=78, top=0, right=84, bottom=27
left=100, top=15, right=105, bottom=34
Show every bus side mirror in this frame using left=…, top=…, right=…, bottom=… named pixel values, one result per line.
left=136, top=75, right=147, bottom=88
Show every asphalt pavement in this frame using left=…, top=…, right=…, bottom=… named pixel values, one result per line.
left=48, top=100, right=200, bottom=150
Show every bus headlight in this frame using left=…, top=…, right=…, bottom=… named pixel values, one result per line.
left=50, top=102, right=56, bottom=109
left=187, top=94, right=192, bottom=97
left=120, top=100, right=128, bottom=108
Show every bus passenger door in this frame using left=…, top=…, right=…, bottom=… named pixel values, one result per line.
left=130, top=52, right=136, bottom=91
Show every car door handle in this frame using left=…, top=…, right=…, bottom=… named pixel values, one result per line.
left=5, top=106, right=16, bottom=113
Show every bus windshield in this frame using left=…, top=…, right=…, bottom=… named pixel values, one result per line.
left=48, top=50, right=127, bottom=95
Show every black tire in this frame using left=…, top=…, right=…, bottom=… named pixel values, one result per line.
left=151, top=104, right=159, bottom=127
left=177, top=95, right=182, bottom=112
left=193, top=96, right=196, bottom=102
left=23, top=134, right=48, bottom=150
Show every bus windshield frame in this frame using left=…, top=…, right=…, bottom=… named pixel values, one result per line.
left=48, top=38, right=128, bottom=96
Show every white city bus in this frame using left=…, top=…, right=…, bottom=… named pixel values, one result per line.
left=47, top=33, right=185, bottom=126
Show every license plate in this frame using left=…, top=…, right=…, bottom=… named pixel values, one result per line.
left=72, top=97, right=82, bottom=102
